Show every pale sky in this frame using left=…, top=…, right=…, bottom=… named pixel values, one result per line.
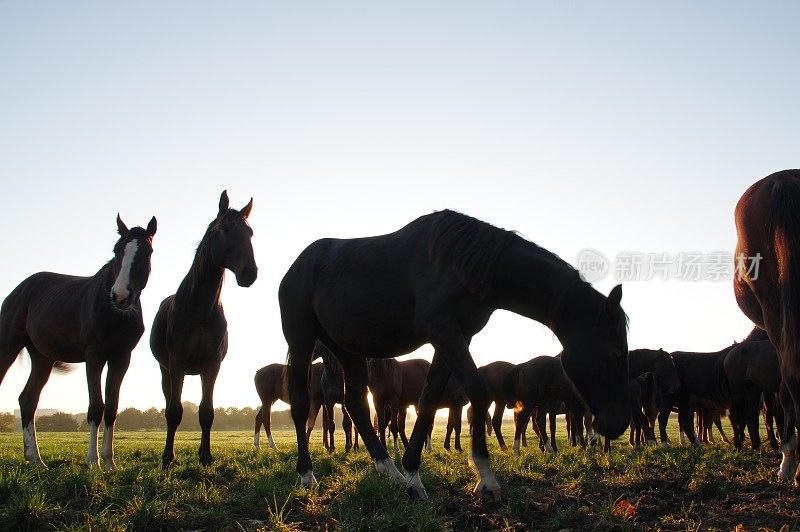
left=1, top=1, right=798, bottom=415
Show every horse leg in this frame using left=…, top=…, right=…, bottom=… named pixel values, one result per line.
left=324, top=400, right=336, bottom=453
left=764, top=392, right=780, bottom=450
left=100, top=354, right=131, bottom=471
left=336, top=355, right=415, bottom=493
left=389, top=399, right=401, bottom=455
left=444, top=409, right=453, bottom=451
left=537, top=408, right=552, bottom=453
left=491, top=401, right=507, bottom=450
left=714, top=416, right=730, bottom=444
left=375, top=395, right=388, bottom=449
left=398, top=407, right=409, bottom=448
left=342, top=407, right=353, bottom=452
left=678, top=394, right=702, bottom=447
left=549, top=410, right=558, bottom=453
left=254, top=406, right=263, bottom=449
left=286, top=334, right=317, bottom=488
left=321, top=404, right=330, bottom=451
left=84, top=356, right=105, bottom=468
left=306, top=400, right=322, bottom=443
left=454, top=405, right=463, bottom=452
left=744, top=386, right=762, bottom=449
left=513, top=407, right=532, bottom=453
left=658, top=405, right=672, bottom=447
left=161, top=366, right=185, bottom=469
left=402, top=354, right=451, bottom=499
left=19, top=349, right=54, bottom=467
left=198, top=367, right=219, bottom=466
left=264, top=402, right=278, bottom=450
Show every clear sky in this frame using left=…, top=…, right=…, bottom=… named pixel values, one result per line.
left=1, top=1, right=798, bottom=415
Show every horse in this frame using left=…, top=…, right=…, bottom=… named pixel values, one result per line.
left=253, top=362, right=324, bottom=450
left=0, top=214, right=157, bottom=469
left=279, top=210, right=629, bottom=500
left=723, top=332, right=780, bottom=449
left=734, top=169, right=800, bottom=482
left=628, top=348, right=680, bottom=446
left=690, top=396, right=731, bottom=445
left=502, top=355, right=588, bottom=454
left=395, top=359, right=432, bottom=452
left=367, top=358, right=402, bottom=455
left=477, top=360, right=516, bottom=450
left=151, top=191, right=256, bottom=468
left=319, top=342, right=359, bottom=452
left=669, top=342, right=735, bottom=447
left=628, top=374, right=656, bottom=447
left=440, top=375, right=469, bottom=451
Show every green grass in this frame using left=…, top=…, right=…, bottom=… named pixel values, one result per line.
left=0, top=419, right=799, bottom=530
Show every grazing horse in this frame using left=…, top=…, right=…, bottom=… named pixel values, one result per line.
left=0, top=214, right=157, bottom=469
left=670, top=345, right=734, bottom=447
left=253, top=362, right=324, bottom=450
left=319, top=342, right=359, bottom=452
left=279, top=210, right=629, bottom=500
left=368, top=358, right=402, bottom=455
left=502, top=355, right=587, bottom=454
left=734, top=169, right=800, bottom=482
left=477, top=360, right=516, bottom=450
left=628, top=348, right=680, bottom=446
left=151, top=191, right=257, bottom=468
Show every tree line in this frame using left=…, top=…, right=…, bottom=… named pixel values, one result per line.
left=0, top=403, right=315, bottom=432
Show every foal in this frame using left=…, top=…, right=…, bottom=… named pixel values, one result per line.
left=0, top=215, right=156, bottom=469
left=151, top=191, right=256, bottom=468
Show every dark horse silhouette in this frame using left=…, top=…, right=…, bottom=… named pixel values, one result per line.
left=319, top=342, right=359, bottom=452
left=279, top=210, right=629, bottom=500
left=628, top=348, right=680, bottom=446
left=734, top=170, right=800, bottom=483
left=253, top=362, right=324, bottom=450
left=151, top=191, right=256, bottom=468
left=368, top=357, right=402, bottom=455
left=0, top=214, right=156, bottom=469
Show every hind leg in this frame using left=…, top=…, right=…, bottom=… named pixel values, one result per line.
left=389, top=400, right=401, bottom=455
left=254, top=407, right=263, bottom=449
left=491, top=402, right=507, bottom=450
left=453, top=406, right=463, bottom=452
left=19, top=349, right=54, bottom=467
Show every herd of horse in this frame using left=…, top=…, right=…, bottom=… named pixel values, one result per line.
left=1, top=169, right=800, bottom=502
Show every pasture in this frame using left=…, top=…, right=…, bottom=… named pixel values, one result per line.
left=1, top=420, right=799, bottom=530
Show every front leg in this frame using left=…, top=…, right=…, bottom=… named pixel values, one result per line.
left=101, top=353, right=132, bottom=471
left=85, top=357, right=106, bottom=468
left=199, top=367, right=220, bottom=466
left=161, top=365, right=185, bottom=469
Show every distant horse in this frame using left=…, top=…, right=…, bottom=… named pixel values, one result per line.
left=502, top=356, right=587, bottom=454
left=319, top=342, right=359, bottom=452
left=734, top=170, right=800, bottom=482
left=670, top=344, right=735, bottom=447
left=690, top=396, right=731, bottom=445
left=0, top=214, right=157, bottom=469
left=629, top=374, right=656, bottom=447
left=279, top=210, right=629, bottom=500
left=440, top=375, right=469, bottom=451
left=151, top=191, right=256, bottom=468
left=628, top=348, right=680, bottom=446
left=395, top=359, right=432, bottom=452
left=253, top=362, right=324, bottom=449
left=477, top=360, right=516, bottom=450
left=368, top=358, right=402, bottom=455
left=723, top=332, right=780, bottom=449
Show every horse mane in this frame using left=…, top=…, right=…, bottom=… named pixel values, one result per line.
left=427, top=210, right=519, bottom=298
left=742, top=326, right=770, bottom=343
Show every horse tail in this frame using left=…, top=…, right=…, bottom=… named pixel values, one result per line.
left=52, top=361, right=76, bottom=374
left=773, top=178, right=800, bottom=374
left=501, top=364, right=522, bottom=408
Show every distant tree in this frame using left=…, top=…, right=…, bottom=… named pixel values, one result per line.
left=37, top=412, right=79, bottom=432
left=0, top=412, right=15, bottom=432
left=116, top=407, right=145, bottom=430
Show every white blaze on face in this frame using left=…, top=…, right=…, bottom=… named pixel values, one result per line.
left=111, top=240, right=138, bottom=303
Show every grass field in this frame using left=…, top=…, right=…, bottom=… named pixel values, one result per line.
left=1, top=418, right=799, bottom=531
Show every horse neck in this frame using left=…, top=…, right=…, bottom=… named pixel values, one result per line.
left=175, top=233, right=224, bottom=317
left=629, top=350, right=667, bottom=378
left=489, top=241, right=605, bottom=347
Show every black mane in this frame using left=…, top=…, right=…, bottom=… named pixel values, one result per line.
left=427, top=210, right=519, bottom=297
left=742, top=326, right=770, bottom=343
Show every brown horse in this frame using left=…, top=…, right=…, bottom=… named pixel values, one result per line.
left=734, top=169, right=800, bottom=482
left=151, top=191, right=257, bottom=468
left=477, top=360, right=516, bottom=450
left=368, top=358, right=402, bottom=455
left=319, top=342, right=359, bottom=452
left=502, top=355, right=587, bottom=454
left=253, top=362, right=324, bottom=449
left=723, top=330, right=780, bottom=449
left=0, top=214, right=156, bottom=469
left=689, top=396, right=731, bottom=445
left=628, top=348, right=680, bottom=446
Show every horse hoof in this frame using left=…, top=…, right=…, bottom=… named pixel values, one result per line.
left=86, top=459, right=100, bottom=469
left=660, top=441, right=670, bottom=449
left=474, top=481, right=501, bottom=503
left=28, top=458, right=49, bottom=469
left=300, top=471, right=318, bottom=488
left=102, top=459, right=117, bottom=472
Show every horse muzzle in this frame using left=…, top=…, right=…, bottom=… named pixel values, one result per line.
left=110, top=289, right=136, bottom=311
left=235, top=266, right=258, bottom=287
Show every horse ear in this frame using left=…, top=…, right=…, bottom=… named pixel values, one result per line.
left=606, top=284, right=623, bottom=312
left=116, top=214, right=129, bottom=235
left=146, top=216, right=157, bottom=237
left=218, top=190, right=230, bottom=215
left=240, top=197, right=253, bottom=219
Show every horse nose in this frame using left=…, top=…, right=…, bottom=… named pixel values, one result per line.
left=237, top=267, right=258, bottom=287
